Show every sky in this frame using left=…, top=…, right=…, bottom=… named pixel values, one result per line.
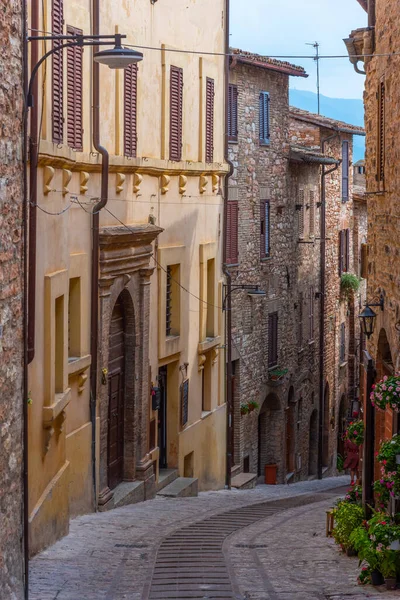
left=230, top=0, right=367, bottom=100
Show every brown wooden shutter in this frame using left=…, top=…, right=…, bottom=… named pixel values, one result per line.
left=345, top=228, right=350, bottom=272
left=268, top=312, right=278, bottom=368
left=309, top=286, right=314, bottom=341
left=309, top=189, right=315, bottom=236
left=260, top=199, right=266, bottom=258
left=342, top=141, right=349, bottom=201
left=340, top=323, right=346, bottom=363
left=52, top=0, right=64, bottom=144
left=298, top=189, right=305, bottom=238
left=124, top=63, right=138, bottom=157
left=361, top=243, right=368, bottom=278
left=377, top=80, right=385, bottom=182
left=228, top=84, right=238, bottom=141
left=67, top=25, right=83, bottom=151
left=298, top=291, right=303, bottom=348
left=205, top=77, right=214, bottom=163
left=226, top=200, right=239, bottom=264
left=338, top=230, right=344, bottom=275
left=170, top=66, right=183, bottom=161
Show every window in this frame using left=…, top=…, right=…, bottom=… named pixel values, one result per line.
left=309, top=286, right=314, bottom=342
left=268, top=312, right=278, bottom=368
left=259, top=91, right=270, bottom=144
left=124, top=63, right=138, bottom=158
left=206, top=259, right=215, bottom=337
left=340, top=323, right=346, bottom=363
left=201, top=353, right=212, bottom=412
left=297, top=189, right=305, bottom=238
left=260, top=199, right=270, bottom=258
left=66, top=25, right=83, bottom=151
left=170, top=66, right=183, bottom=161
left=52, top=0, right=64, bottom=144
left=228, top=84, right=238, bottom=141
left=166, top=264, right=180, bottom=337
left=298, top=291, right=303, bottom=348
left=339, top=229, right=350, bottom=275
left=226, top=200, right=239, bottom=264
left=55, top=295, right=64, bottom=394
left=342, top=140, right=349, bottom=202
left=205, top=77, right=214, bottom=163
left=360, top=242, right=368, bottom=279
left=377, top=80, right=385, bottom=183
left=68, top=277, right=81, bottom=360
left=309, top=190, right=315, bottom=237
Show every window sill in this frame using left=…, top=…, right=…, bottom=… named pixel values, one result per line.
left=228, top=139, right=238, bottom=145
left=308, top=340, right=315, bottom=346
left=339, top=361, right=348, bottom=368
left=226, top=262, right=239, bottom=268
left=68, top=354, right=91, bottom=377
left=259, top=141, right=271, bottom=147
left=198, top=336, right=221, bottom=354
left=261, top=256, right=271, bottom=263
left=201, top=410, right=213, bottom=420
left=298, top=348, right=304, bottom=355
left=42, top=388, right=72, bottom=427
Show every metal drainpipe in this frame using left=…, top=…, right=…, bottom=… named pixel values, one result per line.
left=223, top=0, right=234, bottom=490
left=368, top=0, right=376, bottom=28
left=22, top=0, right=30, bottom=592
left=90, top=0, right=110, bottom=508
left=317, top=131, right=340, bottom=480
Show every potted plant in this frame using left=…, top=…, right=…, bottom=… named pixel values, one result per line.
left=367, top=515, right=400, bottom=589
left=340, top=273, right=360, bottom=300
left=377, top=434, right=400, bottom=477
left=346, top=420, right=364, bottom=446
left=373, top=477, right=392, bottom=512
left=350, top=525, right=383, bottom=585
left=332, top=500, right=364, bottom=552
left=240, top=403, right=249, bottom=416
left=248, top=400, right=259, bottom=413
left=370, top=374, right=400, bottom=412
left=343, top=484, right=362, bottom=505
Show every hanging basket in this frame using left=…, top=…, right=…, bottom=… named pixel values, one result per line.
left=370, top=374, right=400, bottom=411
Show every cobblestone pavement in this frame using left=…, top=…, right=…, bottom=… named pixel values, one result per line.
left=29, top=476, right=397, bottom=600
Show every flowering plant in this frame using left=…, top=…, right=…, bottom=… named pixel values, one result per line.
left=367, top=515, right=400, bottom=551
left=376, top=433, right=400, bottom=474
left=374, top=477, right=392, bottom=510
left=346, top=420, right=364, bottom=446
left=370, top=374, right=400, bottom=411
left=357, top=566, right=371, bottom=585
left=342, top=484, right=362, bottom=505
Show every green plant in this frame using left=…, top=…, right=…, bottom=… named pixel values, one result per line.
left=332, top=501, right=364, bottom=550
left=344, top=484, right=363, bottom=505
left=376, top=433, right=400, bottom=474
left=337, top=453, right=344, bottom=472
left=350, top=525, right=381, bottom=571
left=240, top=403, right=249, bottom=415
left=357, top=566, right=371, bottom=585
left=248, top=400, right=259, bottom=412
left=340, top=273, right=360, bottom=298
left=346, top=420, right=364, bottom=446
left=374, top=477, right=392, bottom=511
left=370, top=374, right=400, bottom=412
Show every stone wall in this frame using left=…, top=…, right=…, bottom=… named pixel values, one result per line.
left=0, top=0, right=24, bottom=596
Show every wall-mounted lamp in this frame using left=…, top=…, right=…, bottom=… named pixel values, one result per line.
left=358, top=294, right=384, bottom=339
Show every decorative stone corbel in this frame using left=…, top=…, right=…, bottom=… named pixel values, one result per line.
left=116, top=172, right=125, bottom=194
left=80, top=171, right=89, bottom=195
left=43, top=425, right=55, bottom=454
left=199, top=174, right=208, bottom=194
left=179, top=174, right=187, bottom=195
left=161, top=174, right=170, bottom=195
left=59, top=409, right=66, bottom=433
left=133, top=173, right=143, bottom=194
left=62, top=169, right=72, bottom=196
left=43, top=166, right=55, bottom=195
left=78, top=371, right=88, bottom=394
left=198, top=353, right=206, bottom=372
left=212, top=174, right=219, bottom=194
left=212, top=347, right=219, bottom=365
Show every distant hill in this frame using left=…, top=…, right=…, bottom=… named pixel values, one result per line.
left=289, top=89, right=365, bottom=162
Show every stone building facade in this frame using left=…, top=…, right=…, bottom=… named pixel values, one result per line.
left=227, top=50, right=365, bottom=485
left=346, top=0, right=400, bottom=457
left=0, top=0, right=25, bottom=596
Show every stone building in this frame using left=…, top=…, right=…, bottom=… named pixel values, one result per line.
left=226, top=49, right=365, bottom=486
left=0, top=0, right=25, bottom=596
left=27, top=0, right=228, bottom=554
left=346, top=0, right=400, bottom=459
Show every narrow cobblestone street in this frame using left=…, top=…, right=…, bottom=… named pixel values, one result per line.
left=29, top=476, right=397, bottom=600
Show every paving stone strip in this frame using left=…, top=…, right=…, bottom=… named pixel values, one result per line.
left=143, top=490, right=343, bottom=600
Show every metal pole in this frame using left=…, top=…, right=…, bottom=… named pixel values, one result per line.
left=362, top=350, right=375, bottom=516
left=315, top=42, right=320, bottom=115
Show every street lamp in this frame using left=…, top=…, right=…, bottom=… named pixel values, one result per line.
left=358, top=295, right=384, bottom=339
left=222, top=284, right=266, bottom=489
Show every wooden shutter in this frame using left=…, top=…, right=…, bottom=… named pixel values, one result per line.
left=309, top=189, right=315, bottom=236
left=205, top=77, right=214, bottom=163
left=259, top=91, right=270, bottom=144
left=52, top=0, right=64, bottom=144
left=298, top=189, right=305, bottom=238
left=170, top=66, right=183, bottom=161
left=298, top=292, right=303, bottom=348
left=377, top=80, right=385, bottom=182
left=339, top=230, right=344, bottom=275
left=345, top=228, right=350, bottom=272
left=340, top=323, right=346, bottom=363
left=342, top=141, right=349, bottom=201
left=268, top=312, right=278, bottom=368
left=124, top=64, right=138, bottom=158
left=228, top=84, right=238, bottom=141
left=361, top=243, right=368, bottom=278
left=260, top=199, right=266, bottom=258
left=226, top=200, right=239, bottom=264
left=66, top=25, right=83, bottom=151
left=309, top=286, right=314, bottom=341
left=265, top=200, right=270, bottom=256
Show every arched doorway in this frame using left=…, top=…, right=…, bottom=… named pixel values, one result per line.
left=107, top=291, right=135, bottom=490
left=286, top=387, right=295, bottom=474
left=258, top=393, right=281, bottom=478
left=322, top=382, right=330, bottom=467
left=308, top=409, right=318, bottom=476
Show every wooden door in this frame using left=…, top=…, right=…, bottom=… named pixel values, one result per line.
left=108, top=297, right=125, bottom=490
left=158, top=366, right=167, bottom=469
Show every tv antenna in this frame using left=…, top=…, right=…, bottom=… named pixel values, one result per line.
left=306, top=41, right=320, bottom=114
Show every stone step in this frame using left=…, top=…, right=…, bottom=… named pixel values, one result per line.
left=101, top=481, right=144, bottom=511
left=157, top=468, right=179, bottom=493
left=231, top=472, right=257, bottom=490
left=157, top=477, right=198, bottom=498
left=231, top=464, right=241, bottom=478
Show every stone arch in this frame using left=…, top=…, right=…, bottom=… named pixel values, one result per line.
left=258, top=393, right=282, bottom=479
left=308, top=409, right=318, bottom=476
left=322, top=382, right=330, bottom=467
